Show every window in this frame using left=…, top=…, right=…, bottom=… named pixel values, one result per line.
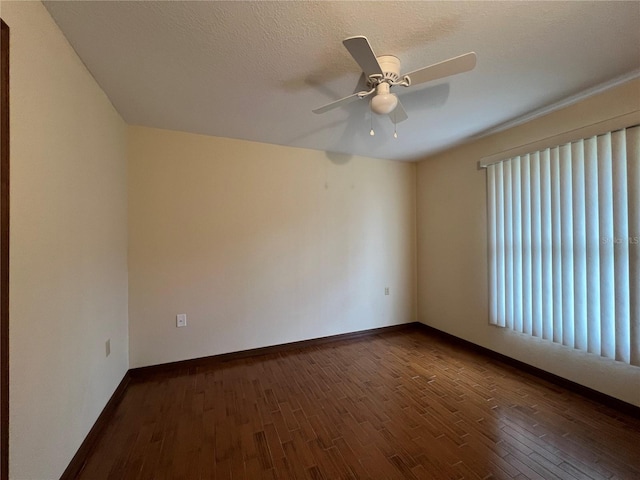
left=485, top=124, right=639, bottom=366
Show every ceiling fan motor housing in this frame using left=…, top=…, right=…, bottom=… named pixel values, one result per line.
left=372, top=55, right=401, bottom=85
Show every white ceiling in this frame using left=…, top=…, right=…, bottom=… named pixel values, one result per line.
left=43, top=1, right=640, bottom=162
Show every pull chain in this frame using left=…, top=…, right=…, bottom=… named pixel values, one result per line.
left=393, top=111, right=398, bottom=138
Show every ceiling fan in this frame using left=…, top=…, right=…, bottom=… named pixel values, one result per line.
left=312, top=36, right=477, bottom=126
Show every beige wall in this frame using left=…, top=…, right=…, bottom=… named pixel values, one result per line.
left=4, top=2, right=129, bottom=479
left=128, top=126, right=416, bottom=368
left=416, top=79, right=640, bottom=406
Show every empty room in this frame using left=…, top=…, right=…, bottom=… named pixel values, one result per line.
left=1, top=1, right=639, bottom=479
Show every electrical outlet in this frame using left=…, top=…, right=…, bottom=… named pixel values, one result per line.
left=105, top=339, right=111, bottom=357
left=176, top=313, right=187, bottom=327
left=385, top=287, right=390, bottom=295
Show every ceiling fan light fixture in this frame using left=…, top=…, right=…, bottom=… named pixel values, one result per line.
left=370, top=83, right=398, bottom=115
left=371, top=93, right=398, bottom=115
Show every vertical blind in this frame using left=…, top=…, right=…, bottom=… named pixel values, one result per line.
left=487, top=125, right=640, bottom=366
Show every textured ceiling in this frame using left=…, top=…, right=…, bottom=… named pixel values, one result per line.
left=43, top=1, right=640, bottom=162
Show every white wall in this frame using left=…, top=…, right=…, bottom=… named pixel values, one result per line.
left=128, top=126, right=416, bottom=368
left=416, top=79, right=640, bottom=407
left=4, top=2, right=129, bottom=478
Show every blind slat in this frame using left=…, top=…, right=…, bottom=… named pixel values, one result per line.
left=598, top=133, right=615, bottom=360
left=496, top=162, right=506, bottom=327
left=572, top=140, right=588, bottom=352
left=560, top=144, right=575, bottom=348
left=612, top=130, right=630, bottom=363
left=540, top=149, right=554, bottom=341
left=584, top=137, right=601, bottom=356
left=504, top=161, right=514, bottom=330
left=530, top=153, right=543, bottom=338
left=512, top=157, right=523, bottom=332
left=627, top=126, right=640, bottom=366
left=521, top=154, right=533, bottom=336
left=488, top=164, right=498, bottom=325
left=551, top=147, right=564, bottom=344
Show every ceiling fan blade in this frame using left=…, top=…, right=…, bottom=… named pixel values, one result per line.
left=404, top=52, right=477, bottom=86
left=312, top=90, right=371, bottom=114
left=390, top=100, right=408, bottom=124
left=343, top=36, right=384, bottom=78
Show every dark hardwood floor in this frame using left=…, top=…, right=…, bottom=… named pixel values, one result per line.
left=75, top=328, right=640, bottom=479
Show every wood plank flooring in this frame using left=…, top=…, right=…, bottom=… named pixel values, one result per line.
left=75, top=328, right=640, bottom=479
